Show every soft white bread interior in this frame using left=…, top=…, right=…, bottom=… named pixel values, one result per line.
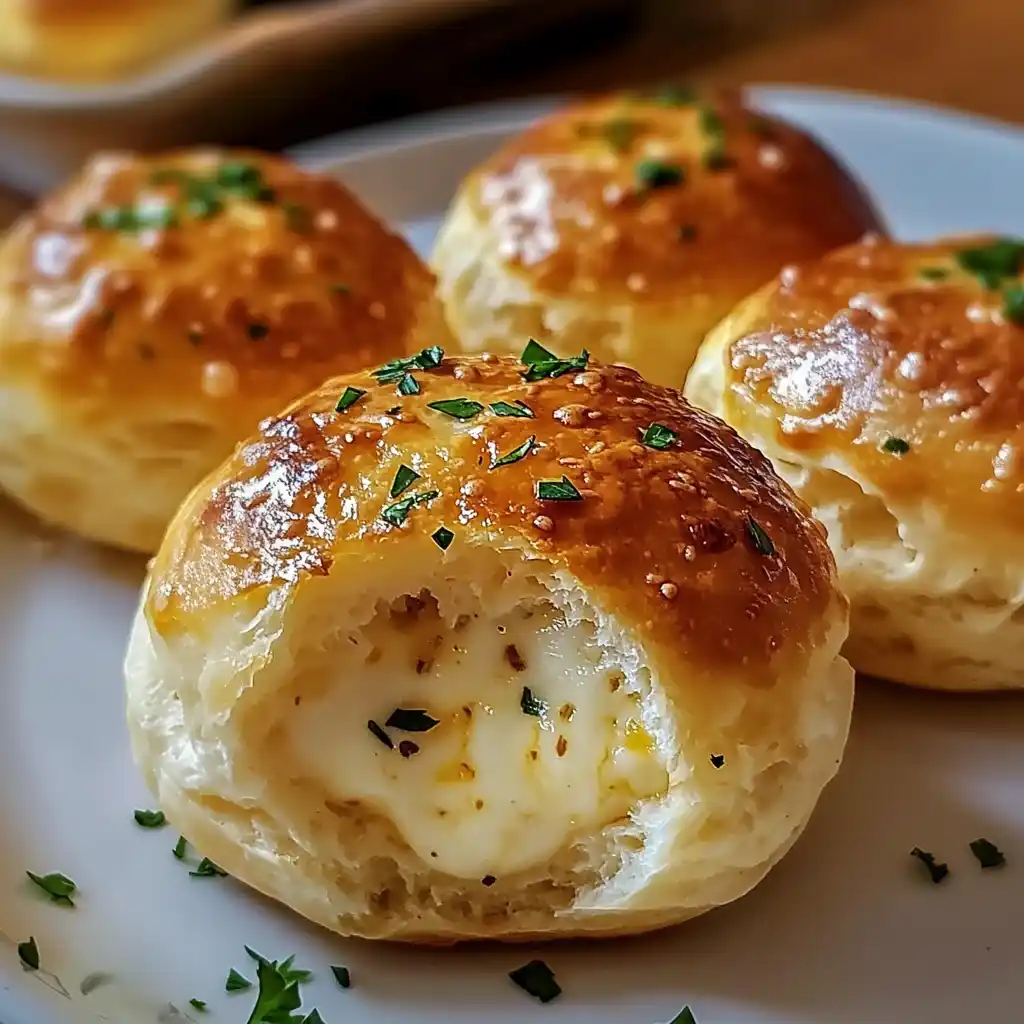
left=686, top=234, right=1024, bottom=691
left=126, top=345, right=853, bottom=942
left=0, top=0, right=234, bottom=81
left=432, top=86, right=883, bottom=389
left=0, top=148, right=450, bottom=553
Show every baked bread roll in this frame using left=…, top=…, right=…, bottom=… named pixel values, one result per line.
left=686, top=234, right=1024, bottom=691
left=431, top=87, right=883, bottom=389
left=0, top=0, right=234, bottom=81
left=0, top=149, right=450, bottom=553
left=125, top=343, right=853, bottom=943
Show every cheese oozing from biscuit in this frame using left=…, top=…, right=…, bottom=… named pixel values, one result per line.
left=285, top=589, right=669, bottom=880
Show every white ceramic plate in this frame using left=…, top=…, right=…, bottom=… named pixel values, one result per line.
left=3, top=87, right=1024, bottom=1024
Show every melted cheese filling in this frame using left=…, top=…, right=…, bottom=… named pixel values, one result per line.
left=286, top=592, right=668, bottom=879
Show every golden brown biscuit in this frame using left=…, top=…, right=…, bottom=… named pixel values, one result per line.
left=432, top=86, right=883, bottom=388
left=125, top=344, right=853, bottom=943
left=0, top=0, right=234, bottom=81
left=686, top=234, right=1024, bottom=691
left=0, top=149, right=450, bottom=552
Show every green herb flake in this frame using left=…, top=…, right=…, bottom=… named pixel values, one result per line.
left=521, top=687, right=546, bottom=717
left=636, top=159, right=684, bottom=190
left=368, top=720, right=394, bottom=749
left=380, top=489, right=440, bottom=527
left=189, top=858, right=227, bottom=878
left=700, top=106, right=724, bottom=136
left=17, top=937, right=39, bottom=971
left=26, top=870, right=76, bottom=906
left=955, top=237, right=1024, bottom=289
left=172, top=836, right=188, bottom=861
left=427, top=398, right=484, bottom=420
left=653, top=83, right=698, bottom=106
left=432, top=526, right=455, bottom=551
left=640, top=423, right=678, bottom=450
left=186, top=193, right=223, bottom=220
left=133, top=809, right=166, bottom=828
left=670, top=1008, right=698, bottom=1024
left=302, top=1011, right=326, bottom=1024
left=600, top=117, right=640, bottom=152
left=1003, top=284, right=1024, bottom=325
left=509, top=959, right=561, bottom=1003
left=390, top=464, right=421, bottom=499
left=335, top=386, right=367, bottom=413
left=331, top=965, right=351, bottom=989
left=710, top=753, right=725, bottom=768
left=492, top=435, right=536, bottom=469
left=246, top=955, right=303, bottom=1024
left=386, top=708, right=440, bottom=732
left=189, top=999, right=207, bottom=1012
left=372, top=346, right=444, bottom=383
left=882, top=436, right=911, bottom=455
left=536, top=476, right=583, bottom=502
left=226, top=968, right=252, bottom=992
left=970, top=838, right=1006, bottom=869
left=216, top=161, right=262, bottom=188
left=489, top=400, right=534, bottom=418
left=283, top=202, right=311, bottom=233
left=918, top=266, right=949, bottom=282
left=746, top=516, right=776, bottom=557
left=520, top=340, right=590, bottom=381
left=910, top=846, right=949, bottom=884
left=397, top=373, right=420, bottom=396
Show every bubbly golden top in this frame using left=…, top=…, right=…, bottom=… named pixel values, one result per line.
left=0, top=148, right=441, bottom=432
left=149, top=347, right=843, bottom=684
left=466, top=87, right=882, bottom=303
left=715, top=234, right=1024, bottom=535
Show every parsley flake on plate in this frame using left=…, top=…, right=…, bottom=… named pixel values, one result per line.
left=918, top=266, right=949, bottom=282
left=536, top=477, right=583, bottom=502
left=26, top=870, right=76, bottom=906
left=1003, top=284, right=1024, bottom=324
left=882, top=436, right=910, bottom=455
left=432, top=526, right=455, bottom=551
left=390, top=465, right=421, bottom=499
left=521, top=687, right=546, bottom=717
left=334, top=386, right=366, bottom=413
left=226, top=968, right=252, bottom=992
left=910, top=846, right=949, bottom=884
left=509, top=959, right=561, bottom=1003
left=520, top=340, right=589, bottom=381
left=331, top=965, right=351, bottom=989
left=380, top=489, right=439, bottom=527
left=427, top=398, right=484, bottom=420
left=133, top=809, right=166, bottom=828
left=636, top=159, right=684, bottom=190
left=955, top=237, right=1024, bottom=290
left=173, top=836, right=188, bottom=861
left=367, top=720, right=394, bottom=749
left=669, top=1008, right=698, bottom=1024
left=372, top=346, right=444, bottom=384
left=397, top=373, right=420, bottom=396
left=970, top=838, right=1006, bottom=869
left=489, top=400, right=534, bottom=418
left=17, top=937, right=39, bottom=971
left=189, top=858, right=227, bottom=878
left=386, top=708, right=440, bottom=732
left=492, top=435, right=536, bottom=469
left=745, top=516, right=776, bottom=557
left=640, top=423, right=677, bottom=450
left=188, top=999, right=207, bottom=1012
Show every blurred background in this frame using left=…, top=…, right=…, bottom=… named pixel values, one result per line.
left=0, top=0, right=1017, bottom=218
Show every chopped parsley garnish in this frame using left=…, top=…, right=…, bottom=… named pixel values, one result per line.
left=710, top=753, right=725, bottom=768
left=283, top=202, right=311, bottom=232
left=635, top=159, right=684, bottom=190
left=134, top=809, right=166, bottom=828
left=509, top=959, right=561, bottom=1003
left=432, top=526, right=455, bottom=551
left=521, top=687, right=546, bottom=717
left=700, top=106, right=724, bottom=135
left=670, top=1008, right=698, bottom=1024
left=536, top=476, right=583, bottom=502
left=882, top=436, right=910, bottom=455
left=331, top=965, right=351, bottom=989
left=955, top=237, right=1024, bottom=290
left=745, top=516, right=775, bottom=557
left=186, top=192, right=223, bottom=220
left=189, top=999, right=207, bottom=1012
left=386, top=708, right=440, bottom=732
left=368, top=720, right=394, bottom=749
left=26, top=870, right=76, bottom=906
left=83, top=204, right=177, bottom=232
left=427, top=398, right=484, bottom=420
left=1003, top=284, right=1024, bottom=324
left=654, top=83, right=698, bottom=106
left=678, top=224, right=698, bottom=242
left=372, top=346, right=444, bottom=384
left=226, top=968, right=252, bottom=992
left=247, top=322, right=269, bottom=341
left=190, top=858, right=227, bottom=878
left=640, top=423, right=678, bottom=450
left=335, top=386, right=366, bottom=413
left=699, top=106, right=729, bottom=169
left=397, top=373, right=420, bottom=395
left=492, top=435, right=536, bottom=469
left=390, top=464, right=421, bottom=499
left=600, top=117, right=640, bottom=152
left=970, top=838, right=1006, bottom=869
left=173, top=836, right=188, bottom=860
left=245, top=953, right=308, bottom=1024
left=244, top=947, right=311, bottom=983
left=216, top=161, right=262, bottom=189
left=918, top=266, right=949, bottom=282
left=380, top=489, right=439, bottom=527
left=520, top=339, right=590, bottom=381
left=490, top=400, right=534, bottom=418
left=910, top=846, right=949, bottom=884
left=17, top=937, right=39, bottom=971
left=303, top=1010, right=326, bottom=1023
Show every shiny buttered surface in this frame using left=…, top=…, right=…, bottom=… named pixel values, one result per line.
left=0, top=149, right=450, bottom=552
left=0, top=0, right=234, bottom=81
left=686, top=234, right=1024, bottom=691
left=432, top=86, right=883, bottom=389
left=125, top=343, right=853, bottom=943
